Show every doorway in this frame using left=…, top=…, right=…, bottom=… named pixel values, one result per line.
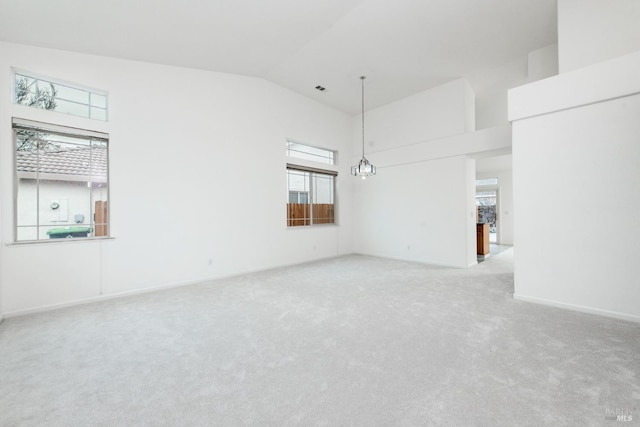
left=476, top=189, right=498, bottom=243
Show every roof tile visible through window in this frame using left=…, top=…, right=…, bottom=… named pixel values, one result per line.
left=16, top=146, right=107, bottom=179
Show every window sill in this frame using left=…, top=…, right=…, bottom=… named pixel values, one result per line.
left=286, top=224, right=339, bottom=229
left=6, top=237, right=116, bottom=246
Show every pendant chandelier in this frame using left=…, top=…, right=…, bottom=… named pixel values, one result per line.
left=351, top=76, right=376, bottom=179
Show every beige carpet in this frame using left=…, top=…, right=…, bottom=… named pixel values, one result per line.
left=0, top=250, right=638, bottom=426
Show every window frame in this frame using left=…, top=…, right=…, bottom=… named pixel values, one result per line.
left=13, top=69, right=109, bottom=121
left=286, top=164, right=337, bottom=227
left=475, top=177, right=499, bottom=186
left=288, top=190, right=309, bottom=204
left=286, top=139, right=337, bottom=165
left=12, top=117, right=111, bottom=243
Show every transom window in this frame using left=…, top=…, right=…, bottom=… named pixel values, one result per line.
left=286, top=165, right=336, bottom=226
left=14, top=71, right=108, bottom=121
left=286, top=140, right=336, bottom=165
left=476, top=177, right=498, bottom=186
left=13, top=118, right=110, bottom=242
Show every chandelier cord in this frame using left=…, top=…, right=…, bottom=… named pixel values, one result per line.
left=351, top=75, right=375, bottom=178
left=361, top=76, right=365, bottom=159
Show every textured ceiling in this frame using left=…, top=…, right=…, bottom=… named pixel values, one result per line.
left=0, top=0, right=557, bottom=114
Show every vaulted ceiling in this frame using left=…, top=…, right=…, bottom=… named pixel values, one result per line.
left=0, top=0, right=557, bottom=114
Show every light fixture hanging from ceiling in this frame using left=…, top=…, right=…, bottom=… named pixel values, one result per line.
left=351, top=76, right=376, bottom=179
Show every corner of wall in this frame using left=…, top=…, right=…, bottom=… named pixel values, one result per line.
left=510, top=53, right=640, bottom=321
left=0, top=139, right=4, bottom=322
left=527, top=44, right=559, bottom=82
left=462, top=79, right=476, bottom=132
left=558, top=0, right=640, bottom=73
left=465, top=156, right=478, bottom=267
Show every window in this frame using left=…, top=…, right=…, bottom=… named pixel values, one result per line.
left=476, top=190, right=497, bottom=234
left=13, top=118, right=110, bottom=242
left=14, top=72, right=108, bottom=121
left=476, top=177, right=498, bottom=186
left=286, top=165, right=336, bottom=226
left=286, top=140, right=336, bottom=165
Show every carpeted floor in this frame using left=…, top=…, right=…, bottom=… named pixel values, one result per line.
left=0, top=250, right=638, bottom=426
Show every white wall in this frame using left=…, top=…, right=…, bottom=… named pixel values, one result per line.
left=558, top=0, right=640, bottom=73
left=470, top=48, right=559, bottom=131
left=353, top=155, right=477, bottom=268
left=509, top=52, right=640, bottom=322
left=354, top=78, right=475, bottom=155
left=528, top=44, right=559, bottom=82
left=0, top=184, right=3, bottom=321
left=469, top=58, right=529, bottom=130
left=351, top=80, right=505, bottom=268
left=0, top=45, right=524, bottom=315
left=0, top=42, right=353, bottom=315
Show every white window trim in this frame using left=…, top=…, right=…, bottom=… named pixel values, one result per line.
left=286, top=164, right=338, bottom=227
left=12, top=68, right=109, bottom=121
left=286, top=138, right=338, bottom=166
left=12, top=118, right=108, bottom=140
left=12, top=117, right=111, bottom=243
left=12, top=68, right=108, bottom=101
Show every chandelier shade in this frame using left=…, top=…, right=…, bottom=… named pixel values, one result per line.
left=351, top=157, right=376, bottom=177
left=351, top=76, right=376, bottom=179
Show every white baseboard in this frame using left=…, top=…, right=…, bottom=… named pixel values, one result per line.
left=3, top=279, right=206, bottom=319
left=2, top=253, right=346, bottom=319
left=513, top=294, right=640, bottom=323
left=353, top=251, right=470, bottom=269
